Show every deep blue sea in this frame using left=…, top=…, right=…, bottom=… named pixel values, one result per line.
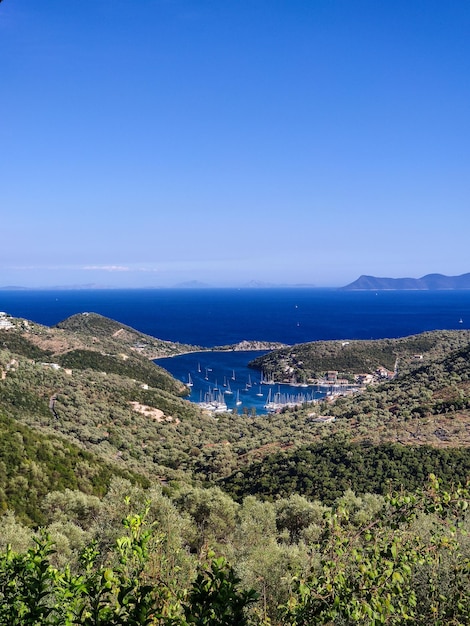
left=1, top=288, right=469, bottom=345
left=2, top=288, right=469, bottom=414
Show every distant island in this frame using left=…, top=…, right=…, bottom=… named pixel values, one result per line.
left=342, top=273, right=470, bottom=290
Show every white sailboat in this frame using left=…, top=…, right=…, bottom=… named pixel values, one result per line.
left=264, top=388, right=272, bottom=408
left=224, top=380, right=233, bottom=394
left=235, top=389, right=242, bottom=405
left=198, top=388, right=228, bottom=413
left=187, top=373, right=193, bottom=387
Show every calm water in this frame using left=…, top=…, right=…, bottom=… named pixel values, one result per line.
left=2, top=288, right=469, bottom=414
left=155, top=349, right=333, bottom=415
left=1, top=288, right=469, bottom=346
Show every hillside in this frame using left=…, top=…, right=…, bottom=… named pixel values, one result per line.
left=0, top=313, right=322, bottom=491
left=249, top=330, right=470, bottom=383
left=342, top=272, right=470, bottom=290
left=2, top=312, right=470, bottom=623
left=0, top=413, right=148, bottom=526
left=223, top=439, right=470, bottom=503
left=54, top=311, right=200, bottom=359
left=1, top=312, right=470, bottom=520
left=222, top=333, right=470, bottom=503
left=0, top=313, right=192, bottom=396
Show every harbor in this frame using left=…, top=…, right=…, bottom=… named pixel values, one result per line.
left=155, top=350, right=357, bottom=414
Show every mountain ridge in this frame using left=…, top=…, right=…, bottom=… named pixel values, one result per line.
left=342, top=272, right=470, bottom=290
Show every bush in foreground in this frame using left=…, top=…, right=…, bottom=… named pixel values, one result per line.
left=0, top=476, right=469, bottom=625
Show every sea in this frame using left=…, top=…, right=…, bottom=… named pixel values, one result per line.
left=1, top=288, right=469, bottom=414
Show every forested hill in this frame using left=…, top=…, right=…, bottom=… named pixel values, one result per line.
left=2, top=315, right=470, bottom=505
left=249, top=329, right=470, bottom=382
left=54, top=311, right=199, bottom=358
left=224, top=334, right=470, bottom=502
left=222, top=438, right=470, bottom=503
left=0, top=312, right=190, bottom=394
left=0, top=412, right=148, bottom=525
left=2, top=312, right=470, bottom=622
left=342, top=272, right=470, bottom=290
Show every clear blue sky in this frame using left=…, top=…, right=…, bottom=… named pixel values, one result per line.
left=1, top=0, right=469, bottom=288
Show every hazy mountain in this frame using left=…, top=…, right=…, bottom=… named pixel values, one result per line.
left=172, top=280, right=212, bottom=288
left=241, top=280, right=318, bottom=288
left=342, top=273, right=470, bottom=290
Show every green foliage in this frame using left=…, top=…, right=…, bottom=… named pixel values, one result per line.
left=250, top=330, right=470, bottom=381
left=0, top=534, right=58, bottom=625
left=223, top=439, right=470, bottom=503
left=1, top=479, right=469, bottom=625
left=183, top=554, right=258, bottom=626
left=282, top=476, right=470, bottom=625
left=172, top=486, right=239, bottom=556
left=0, top=511, right=35, bottom=553
left=0, top=413, right=148, bottom=525
left=55, top=350, right=185, bottom=395
left=0, top=510, right=258, bottom=626
left=1, top=472, right=469, bottom=625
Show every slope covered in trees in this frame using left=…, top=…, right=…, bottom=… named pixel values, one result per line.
left=1, top=316, right=470, bottom=514
left=55, top=312, right=199, bottom=358
left=223, top=438, right=470, bottom=503
left=249, top=329, right=470, bottom=382
left=1, top=313, right=470, bottom=622
left=0, top=413, right=148, bottom=526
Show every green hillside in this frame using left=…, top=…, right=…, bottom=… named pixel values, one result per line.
left=249, top=330, right=470, bottom=382
left=0, top=412, right=148, bottom=526
left=1, top=315, right=470, bottom=624
left=2, top=318, right=470, bottom=504
left=222, top=438, right=470, bottom=503
left=55, top=311, right=199, bottom=358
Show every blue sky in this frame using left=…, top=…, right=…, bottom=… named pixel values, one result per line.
left=1, top=0, right=469, bottom=288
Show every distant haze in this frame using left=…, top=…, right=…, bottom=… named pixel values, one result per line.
left=3, top=273, right=470, bottom=291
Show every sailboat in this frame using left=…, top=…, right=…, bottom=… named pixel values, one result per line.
left=256, top=385, right=263, bottom=397
left=264, top=388, right=272, bottom=408
left=224, top=380, right=233, bottom=394
left=187, top=373, right=193, bottom=387
left=235, top=389, right=242, bottom=405
left=231, top=370, right=236, bottom=380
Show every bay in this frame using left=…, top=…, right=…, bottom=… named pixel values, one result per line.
left=155, top=349, right=329, bottom=415
left=2, top=288, right=469, bottom=415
